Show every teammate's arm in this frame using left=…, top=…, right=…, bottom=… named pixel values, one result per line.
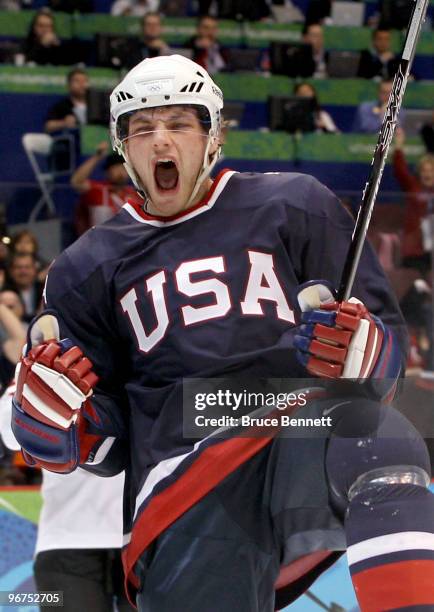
left=70, top=141, right=109, bottom=194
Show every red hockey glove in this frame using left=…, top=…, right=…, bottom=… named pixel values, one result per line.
left=293, top=282, right=401, bottom=386
left=12, top=313, right=100, bottom=473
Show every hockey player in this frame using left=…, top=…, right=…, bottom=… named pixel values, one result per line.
left=11, top=55, right=434, bottom=611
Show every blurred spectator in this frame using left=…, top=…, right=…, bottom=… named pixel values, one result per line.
left=20, top=10, right=67, bottom=66
left=4, top=253, right=44, bottom=323
left=45, top=68, right=89, bottom=134
left=352, top=79, right=405, bottom=133
left=304, top=0, right=331, bottom=25
left=186, top=15, right=228, bottom=74
left=357, top=28, right=399, bottom=80
left=0, top=290, right=25, bottom=325
left=0, top=239, right=11, bottom=292
left=138, top=12, right=170, bottom=59
left=71, top=141, right=142, bottom=235
left=0, top=291, right=26, bottom=389
left=0, top=0, right=20, bottom=9
left=302, top=24, right=327, bottom=78
left=0, top=263, right=6, bottom=294
left=394, top=127, right=434, bottom=273
left=111, top=0, right=159, bottom=17
left=294, top=82, right=339, bottom=133
left=421, top=111, right=434, bottom=154
left=49, top=0, right=93, bottom=12
left=106, top=13, right=170, bottom=70
left=0, top=241, right=9, bottom=269
left=393, top=124, right=434, bottom=368
left=370, top=231, right=401, bottom=272
left=10, top=230, right=49, bottom=283
left=0, top=312, right=26, bottom=485
left=400, top=277, right=432, bottom=370
left=10, top=231, right=38, bottom=258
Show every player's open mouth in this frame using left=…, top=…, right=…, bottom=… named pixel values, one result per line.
left=154, top=159, right=179, bottom=192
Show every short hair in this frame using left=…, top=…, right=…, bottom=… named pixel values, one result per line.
left=10, top=230, right=39, bottom=254
left=143, top=11, right=161, bottom=25
left=418, top=154, right=434, bottom=172
left=373, top=27, right=391, bottom=37
left=302, top=22, right=322, bottom=36
left=32, top=8, right=55, bottom=26
left=293, top=81, right=320, bottom=110
left=9, top=252, right=37, bottom=266
left=197, top=15, right=217, bottom=26
left=26, top=8, right=55, bottom=46
left=67, top=67, right=88, bottom=84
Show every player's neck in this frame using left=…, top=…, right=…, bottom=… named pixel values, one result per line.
left=145, top=177, right=213, bottom=217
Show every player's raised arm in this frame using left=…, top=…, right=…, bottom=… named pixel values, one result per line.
left=11, top=251, right=129, bottom=476
left=291, top=176, right=407, bottom=400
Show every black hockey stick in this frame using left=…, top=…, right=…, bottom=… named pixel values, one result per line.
left=337, top=0, right=429, bottom=302
left=305, top=589, right=346, bottom=611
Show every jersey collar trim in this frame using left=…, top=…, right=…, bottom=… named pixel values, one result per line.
left=123, top=169, right=237, bottom=227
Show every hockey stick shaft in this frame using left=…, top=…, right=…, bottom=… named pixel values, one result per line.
left=305, top=590, right=345, bottom=611
left=337, top=0, right=429, bottom=302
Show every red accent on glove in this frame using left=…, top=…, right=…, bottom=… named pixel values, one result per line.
left=306, top=357, right=344, bottom=378
left=36, top=342, right=62, bottom=367
left=312, top=324, right=353, bottom=347
left=21, top=448, right=78, bottom=474
left=15, top=341, right=99, bottom=430
left=306, top=301, right=383, bottom=379
left=309, top=339, right=347, bottom=364
left=53, top=346, right=84, bottom=372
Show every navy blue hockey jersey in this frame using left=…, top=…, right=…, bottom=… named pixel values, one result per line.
left=44, top=169, right=407, bottom=601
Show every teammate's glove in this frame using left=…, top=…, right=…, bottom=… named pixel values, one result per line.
left=293, top=282, right=402, bottom=395
left=12, top=312, right=101, bottom=473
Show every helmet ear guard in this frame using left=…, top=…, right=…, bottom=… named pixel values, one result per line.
left=109, top=55, right=224, bottom=206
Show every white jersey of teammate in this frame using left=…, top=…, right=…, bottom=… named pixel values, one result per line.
left=0, top=385, right=124, bottom=554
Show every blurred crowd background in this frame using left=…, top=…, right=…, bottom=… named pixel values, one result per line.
left=0, top=0, right=433, bottom=485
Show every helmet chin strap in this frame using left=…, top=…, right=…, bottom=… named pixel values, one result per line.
left=186, top=134, right=221, bottom=208
left=121, top=132, right=221, bottom=214
left=121, top=154, right=147, bottom=202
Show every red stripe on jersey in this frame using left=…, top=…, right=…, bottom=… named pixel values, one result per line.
left=123, top=434, right=274, bottom=605
left=353, top=559, right=434, bottom=611
left=127, top=168, right=232, bottom=222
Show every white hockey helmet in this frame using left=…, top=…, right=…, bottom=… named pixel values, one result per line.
left=110, top=54, right=224, bottom=202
